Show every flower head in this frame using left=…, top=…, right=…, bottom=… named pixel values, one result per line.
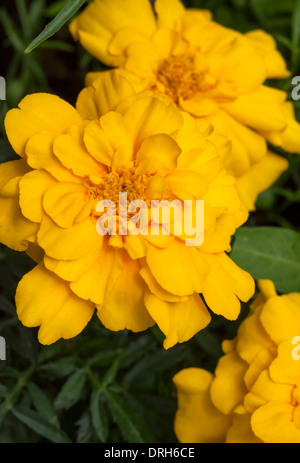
left=1, top=72, right=254, bottom=348
left=174, top=280, right=300, bottom=443
left=70, top=0, right=294, bottom=210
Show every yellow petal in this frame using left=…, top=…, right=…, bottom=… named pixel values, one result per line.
left=155, top=0, right=185, bottom=29
left=70, top=241, right=123, bottom=305
left=125, top=41, right=161, bottom=77
left=76, top=71, right=135, bottom=120
left=15, top=262, right=95, bottom=345
left=173, top=368, right=231, bottom=443
left=251, top=402, right=300, bottom=443
left=5, top=93, right=82, bottom=157
left=222, top=85, right=287, bottom=133
left=44, top=239, right=102, bottom=282
left=246, top=30, right=290, bottom=79
left=108, top=27, right=151, bottom=58
left=53, top=125, right=105, bottom=178
left=43, top=182, right=93, bottom=229
left=0, top=160, right=38, bottom=251
left=83, top=120, right=114, bottom=167
left=207, top=109, right=268, bottom=176
left=243, top=348, right=275, bottom=391
left=140, top=265, right=187, bottom=303
left=146, top=240, right=210, bottom=296
left=0, top=186, right=38, bottom=252
left=180, top=96, right=219, bottom=117
left=97, top=254, right=155, bottom=332
left=221, top=36, right=267, bottom=93
left=26, top=129, right=79, bottom=182
left=235, top=306, right=273, bottom=365
left=123, top=235, right=148, bottom=260
left=236, top=151, right=288, bottom=211
left=37, top=215, right=100, bottom=260
left=210, top=351, right=248, bottom=414
left=203, top=168, right=241, bottom=215
left=244, top=370, right=293, bottom=414
left=269, top=339, right=300, bottom=384
left=202, top=252, right=254, bottom=320
left=226, top=414, right=262, bottom=443
left=166, top=169, right=207, bottom=199
left=136, top=134, right=181, bottom=175
left=144, top=292, right=211, bottom=349
left=262, top=101, right=300, bottom=154
left=260, top=294, right=300, bottom=345
left=124, top=95, right=183, bottom=151
left=0, top=159, right=31, bottom=189
left=70, top=0, right=156, bottom=66
left=19, top=170, right=57, bottom=223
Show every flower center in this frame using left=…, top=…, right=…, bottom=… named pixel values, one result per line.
left=85, top=169, right=152, bottom=214
left=154, top=55, right=217, bottom=103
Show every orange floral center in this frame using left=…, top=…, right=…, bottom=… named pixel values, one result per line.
left=85, top=169, right=153, bottom=215
left=154, top=55, right=217, bottom=103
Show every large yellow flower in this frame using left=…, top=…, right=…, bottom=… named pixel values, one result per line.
left=1, top=72, right=254, bottom=348
left=174, top=280, right=300, bottom=443
left=69, top=0, right=294, bottom=211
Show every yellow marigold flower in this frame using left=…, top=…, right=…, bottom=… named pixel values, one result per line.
left=174, top=280, right=300, bottom=443
left=69, top=0, right=293, bottom=211
left=1, top=72, right=254, bottom=348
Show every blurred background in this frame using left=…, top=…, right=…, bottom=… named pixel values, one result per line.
left=0, top=0, right=299, bottom=443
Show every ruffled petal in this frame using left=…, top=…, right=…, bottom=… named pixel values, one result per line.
left=173, top=368, right=231, bottom=443
left=5, top=93, right=83, bottom=157
left=15, top=263, right=95, bottom=345
left=144, top=292, right=211, bottom=349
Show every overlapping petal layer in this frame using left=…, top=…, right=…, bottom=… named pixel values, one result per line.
left=174, top=280, right=300, bottom=443
left=70, top=0, right=296, bottom=211
left=2, top=72, right=254, bottom=347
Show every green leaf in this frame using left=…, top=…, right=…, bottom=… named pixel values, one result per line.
left=0, top=8, right=25, bottom=53
left=230, top=227, right=300, bottom=293
left=104, top=389, right=155, bottom=443
left=90, top=389, right=109, bottom=443
left=54, top=369, right=86, bottom=410
left=87, top=349, right=123, bottom=368
left=24, top=0, right=87, bottom=54
left=12, top=406, right=71, bottom=443
left=38, top=357, right=77, bottom=378
left=123, top=347, right=185, bottom=386
left=27, top=383, right=60, bottom=427
left=292, top=0, right=300, bottom=71
left=76, top=412, right=94, bottom=443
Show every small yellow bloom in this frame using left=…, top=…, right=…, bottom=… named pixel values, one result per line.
left=174, top=280, right=300, bottom=443
left=1, top=72, right=254, bottom=347
left=70, top=0, right=294, bottom=211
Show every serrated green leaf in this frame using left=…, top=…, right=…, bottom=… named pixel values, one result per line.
left=230, top=227, right=300, bottom=293
left=27, top=383, right=59, bottom=427
left=54, top=369, right=86, bottom=410
left=104, top=389, right=155, bottom=443
left=123, top=347, right=185, bottom=386
left=292, top=0, right=300, bottom=71
left=38, top=357, right=77, bottom=378
left=87, top=349, right=123, bottom=368
left=90, top=389, right=109, bottom=443
left=76, top=412, right=94, bottom=443
left=12, top=406, right=71, bottom=443
left=24, top=0, right=87, bottom=54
